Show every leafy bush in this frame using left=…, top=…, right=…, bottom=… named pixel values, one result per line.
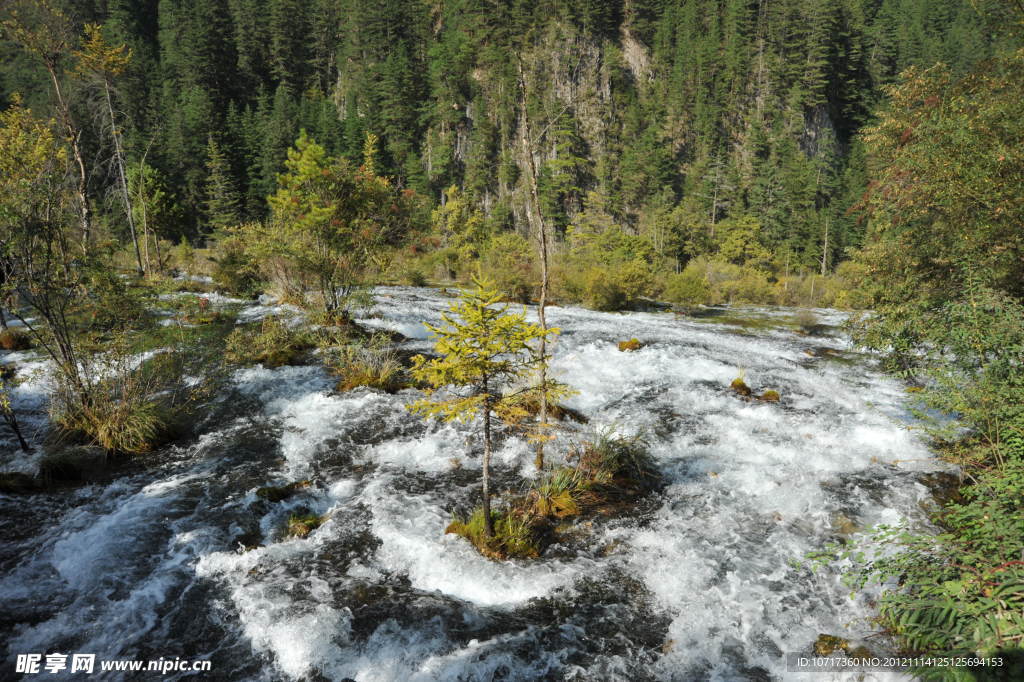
left=662, top=267, right=710, bottom=306
left=560, top=259, right=654, bottom=311
left=811, top=452, right=1024, bottom=669
left=210, top=236, right=262, bottom=297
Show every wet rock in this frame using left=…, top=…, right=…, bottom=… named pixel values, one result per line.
left=814, top=634, right=850, bottom=656
left=759, top=389, right=780, bottom=402
left=38, top=446, right=109, bottom=483
left=618, top=338, right=643, bottom=352
left=255, top=480, right=311, bottom=503
left=917, top=471, right=964, bottom=508
left=846, top=645, right=874, bottom=660
left=0, top=472, right=40, bottom=494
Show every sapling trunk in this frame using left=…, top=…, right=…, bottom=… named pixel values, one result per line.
left=517, top=57, right=551, bottom=470
left=481, top=391, right=495, bottom=537
left=104, top=80, right=143, bottom=275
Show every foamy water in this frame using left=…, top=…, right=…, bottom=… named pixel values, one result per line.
left=0, top=287, right=945, bottom=680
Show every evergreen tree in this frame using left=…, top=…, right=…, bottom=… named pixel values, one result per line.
left=409, top=279, right=558, bottom=537
left=203, top=135, right=241, bottom=232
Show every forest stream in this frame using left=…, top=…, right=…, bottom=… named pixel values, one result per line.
left=0, top=286, right=949, bottom=681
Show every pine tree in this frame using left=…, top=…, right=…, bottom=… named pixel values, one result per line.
left=203, top=135, right=241, bottom=232
left=409, top=279, right=558, bottom=537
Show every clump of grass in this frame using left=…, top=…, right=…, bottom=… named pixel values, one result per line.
left=224, top=316, right=315, bottom=368
left=529, top=468, right=584, bottom=518
left=286, top=513, right=326, bottom=538
left=574, top=431, right=656, bottom=484
left=617, top=338, right=643, bottom=352
left=55, top=396, right=167, bottom=455
left=446, top=507, right=541, bottom=560
left=327, top=334, right=408, bottom=393
left=0, top=328, right=32, bottom=351
left=51, top=331, right=226, bottom=455
left=730, top=368, right=752, bottom=397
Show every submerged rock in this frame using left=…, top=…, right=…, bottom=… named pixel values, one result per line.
left=0, top=472, right=40, bottom=494
left=38, top=446, right=109, bottom=483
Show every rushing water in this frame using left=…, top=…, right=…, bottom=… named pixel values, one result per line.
left=0, top=287, right=948, bottom=681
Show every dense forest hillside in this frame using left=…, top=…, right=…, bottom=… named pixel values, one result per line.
left=0, top=0, right=1011, bottom=273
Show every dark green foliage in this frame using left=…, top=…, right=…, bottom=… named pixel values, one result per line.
left=1, top=0, right=1000, bottom=256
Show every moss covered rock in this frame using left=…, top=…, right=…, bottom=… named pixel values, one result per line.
left=730, top=377, right=752, bottom=397
left=256, top=480, right=311, bottom=502
left=617, top=338, right=643, bottom=352
left=0, top=329, right=32, bottom=351
left=760, top=389, right=780, bottom=402
left=814, top=634, right=850, bottom=656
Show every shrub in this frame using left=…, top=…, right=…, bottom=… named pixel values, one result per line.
left=662, top=267, right=710, bottom=306
left=0, top=329, right=31, bottom=351
left=810, top=453, right=1024, bottom=669
left=717, top=267, right=774, bottom=304
left=403, top=266, right=428, bottom=287
left=210, top=236, right=262, bottom=297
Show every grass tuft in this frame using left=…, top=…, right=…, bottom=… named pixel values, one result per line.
left=445, top=507, right=541, bottom=560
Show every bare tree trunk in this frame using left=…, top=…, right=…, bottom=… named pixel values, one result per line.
left=46, top=66, right=92, bottom=250
left=481, top=389, right=495, bottom=538
left=104, top=80, right=143, bottom=275
left=820, top=216, right=830, bottom=277
left=517, top=57, right=550, bottom=471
